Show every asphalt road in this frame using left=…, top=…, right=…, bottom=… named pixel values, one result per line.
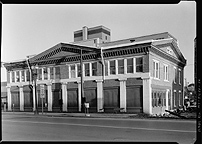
left=2, top=113, right=196, bottom=143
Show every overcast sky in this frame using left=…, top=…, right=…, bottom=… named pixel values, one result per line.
left=1, top=3, right=196, bottom=83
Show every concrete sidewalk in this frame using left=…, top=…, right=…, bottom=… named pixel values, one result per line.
left=2, top=111, right=137, bottom=119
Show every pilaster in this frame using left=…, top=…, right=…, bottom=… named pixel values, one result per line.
left=62, top=82, right=68, bottom=112
left=32, top=84, right=36, bottom=111
left=142, top=77, right=152, bottom=114
left=118, top=78, right=127, bottom=112
left=19, top=85, right=24, bottom=111
left=96, top=79, right=104, bottom=112
left=47, top=83, right=52, bottom=111
left=6, top=85, right=12, bottom=111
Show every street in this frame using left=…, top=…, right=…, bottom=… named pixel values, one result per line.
left=2, top=113, right=196, bottom=143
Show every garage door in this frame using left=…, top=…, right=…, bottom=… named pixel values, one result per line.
left=67, top=88, right=78, bottom=112
left=126, top=86, right=143, bottom=113
left=104, top=87, right=119, bottom=112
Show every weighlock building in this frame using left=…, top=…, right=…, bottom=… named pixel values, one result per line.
left=4, top=25, right=186, bottom=115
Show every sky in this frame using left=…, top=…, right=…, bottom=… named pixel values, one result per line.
left=1, top=3, right=196, bottom=83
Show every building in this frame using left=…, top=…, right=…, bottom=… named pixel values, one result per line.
left=1, top=82, right=7, bottom=110
left=3, top=25, right=186, bottom=115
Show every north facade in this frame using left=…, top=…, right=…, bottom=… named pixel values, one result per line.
left=4, top=25, right=186, bottom=115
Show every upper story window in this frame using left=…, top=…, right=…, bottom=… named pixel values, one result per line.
left=127, top=58, right=133, bottom=73
left=164, top=64, right=169, bottom=81
left=37, top=68, right=42, bottom=80
left=174, top=67, right=177, bottom=83
left=84, top=63, right=90, bottom=76
left=70, top=65, right=76, bottom=78
left=118, top=59, right=124, bottom=74
left=92, top=62, right=97, bottom=76
left=50, top=67, right=54, bottom=79
left=179, top=69, right=181, bottom=85
left=21, top=70, right=25, bottom=82
left=136, top=57, right=143, bottom=72
left=11, top=71, right=15, bottom=82
left=109, top=60, right=116, bottom=75
left=153, top=60, right=160, bottom=79
left=77, top=64, right=81, bottom=77
left=43, top=68, right=48, bottom=80
left=16, top=71, right=20, bottom=82
left=26, top=70, right=30, bottom=82
left=55, top=66, right=60, bottom=79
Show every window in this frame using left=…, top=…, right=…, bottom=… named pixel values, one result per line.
left=118, top=59, right=124, bottom=74
left=152, top=92, right=155, bottom=107
left=16, top=71, right=20, bottom=82
left=11, top=72, right=15, bottom=82
left=109, top=60, right=116, bottom=75
left=70, top=65, right=76, bottom=78
left=105, top=36, right=107, bottom=40
left=127, top=58, right=133, bottom=73
left=92, top=62, right=97, bottom=76
left=179, top=91, right=182, bottom=106
left=136, top=57, right=143, bottom=72
left=21, top=71, right=25, bottom=82
left=37, top=69, right=42, bottom=80
left=153, top=60, right=160, bottom=79
left=168, top=90, right=171, bottom=106
left=55, top=67, right=60, bottom=79
left=174, top=67, right=177, bottom=83
left=43, top=68, right=48, bottom=80
left=77, top=64, right=81, bottom=77
left=164, top=64, right=169, bottom=81
left=50, top=67, right=54, bottom=79
left=26, top=70, right=30, bottom=82
left=84, top=63, right=90, bottom=76
left=179, top=69, right=181, bottom=85
left=174, top=90, right=177, bottom=107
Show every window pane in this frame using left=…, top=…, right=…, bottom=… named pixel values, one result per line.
left=55, top=67, right=60, bottom=79
left=21, top=71, right=25, bottom=82
left=12, top=72, right=15, bottom=82
left=118, top=59, right=124, bottom=74
left=50, top=67, right=54, bottom=79
left=92, top=62, right=97, bottom=76
left=127, top=58, right=133, bottom=73
left=16, top=71, right=20, bottom=82
left=26, top=70, right=30, bottom=82
left=77, top=64, right=81, bottom=77
left=85, top=63, right=90, bottom=76
left=136, top=57, right=143, bottom=72
left=37, top=69, right=42, bottom=80
left=44, top=68, right=48, bottom=80
left=110, top=60, right=116, bottom=75
left=70, top=65, right=75, bottom=78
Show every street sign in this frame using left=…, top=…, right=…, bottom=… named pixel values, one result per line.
left=40, top=85, right=45, bottom=98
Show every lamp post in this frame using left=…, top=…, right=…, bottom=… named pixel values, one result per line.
left=80, top=49, right=85, bottom=113
left=31, top=64, right=39, bottom=115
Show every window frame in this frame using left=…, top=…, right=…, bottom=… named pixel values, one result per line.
left=153, top=60, right=160, bottom=79
left=136, top=57, right=143, bottom=72
left=179, top=69, right=181, bottom=85
left=118, top=59, right=124, bottom=74
left=163, top=64, right=169, bottom=81
left=109, top=60, right=116, bottom=75
left=174, top=90, right=177, bottom=107
left=126, top=58, right=134, bottom=74
left=91, top=62, right=98, bottom=76
left=174, top=66, right=177, bottom=84
left=70, top=65, right=76, bottom=78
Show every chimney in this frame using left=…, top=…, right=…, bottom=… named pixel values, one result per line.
left=82, top=26, right=88, bottom=41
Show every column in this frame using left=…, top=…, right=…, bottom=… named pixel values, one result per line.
left=47, top=83, right=52, bottom=111
left=119, top=78, right=127, bottom=112
left=96, top=80, right=103, bottom=112
left=19, top=85, right=24, bottom=111
left=142, top=77, right=152, bottom=114
left=62, top=82, right=68, bottom=112
left=7, top=86, right=12, bottom=111
left=77, top=81, right=81, bottom=112
left=32, top=84, right=36, bottom=111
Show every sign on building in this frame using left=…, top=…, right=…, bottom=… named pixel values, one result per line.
left=40, top=85, right=45, bottom=98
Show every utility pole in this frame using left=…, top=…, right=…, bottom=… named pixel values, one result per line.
left=80, top=49, right=85, bottom=112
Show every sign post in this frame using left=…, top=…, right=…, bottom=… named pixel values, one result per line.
left=40, top=85, right=45, bottom=115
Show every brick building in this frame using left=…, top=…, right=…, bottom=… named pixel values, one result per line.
left=4, top=25, right=186, bottom=114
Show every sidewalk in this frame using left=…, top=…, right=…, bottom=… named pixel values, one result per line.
left=2, top=111, right=137, bottom=119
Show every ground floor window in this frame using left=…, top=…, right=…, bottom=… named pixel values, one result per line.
left=152, top=90, right=166, bottom=107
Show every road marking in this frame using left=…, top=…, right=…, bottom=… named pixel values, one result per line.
left=3, top=119, right=195, bottom=133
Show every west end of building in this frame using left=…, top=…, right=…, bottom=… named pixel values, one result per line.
left=3, top=25, right=186, bottom=115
